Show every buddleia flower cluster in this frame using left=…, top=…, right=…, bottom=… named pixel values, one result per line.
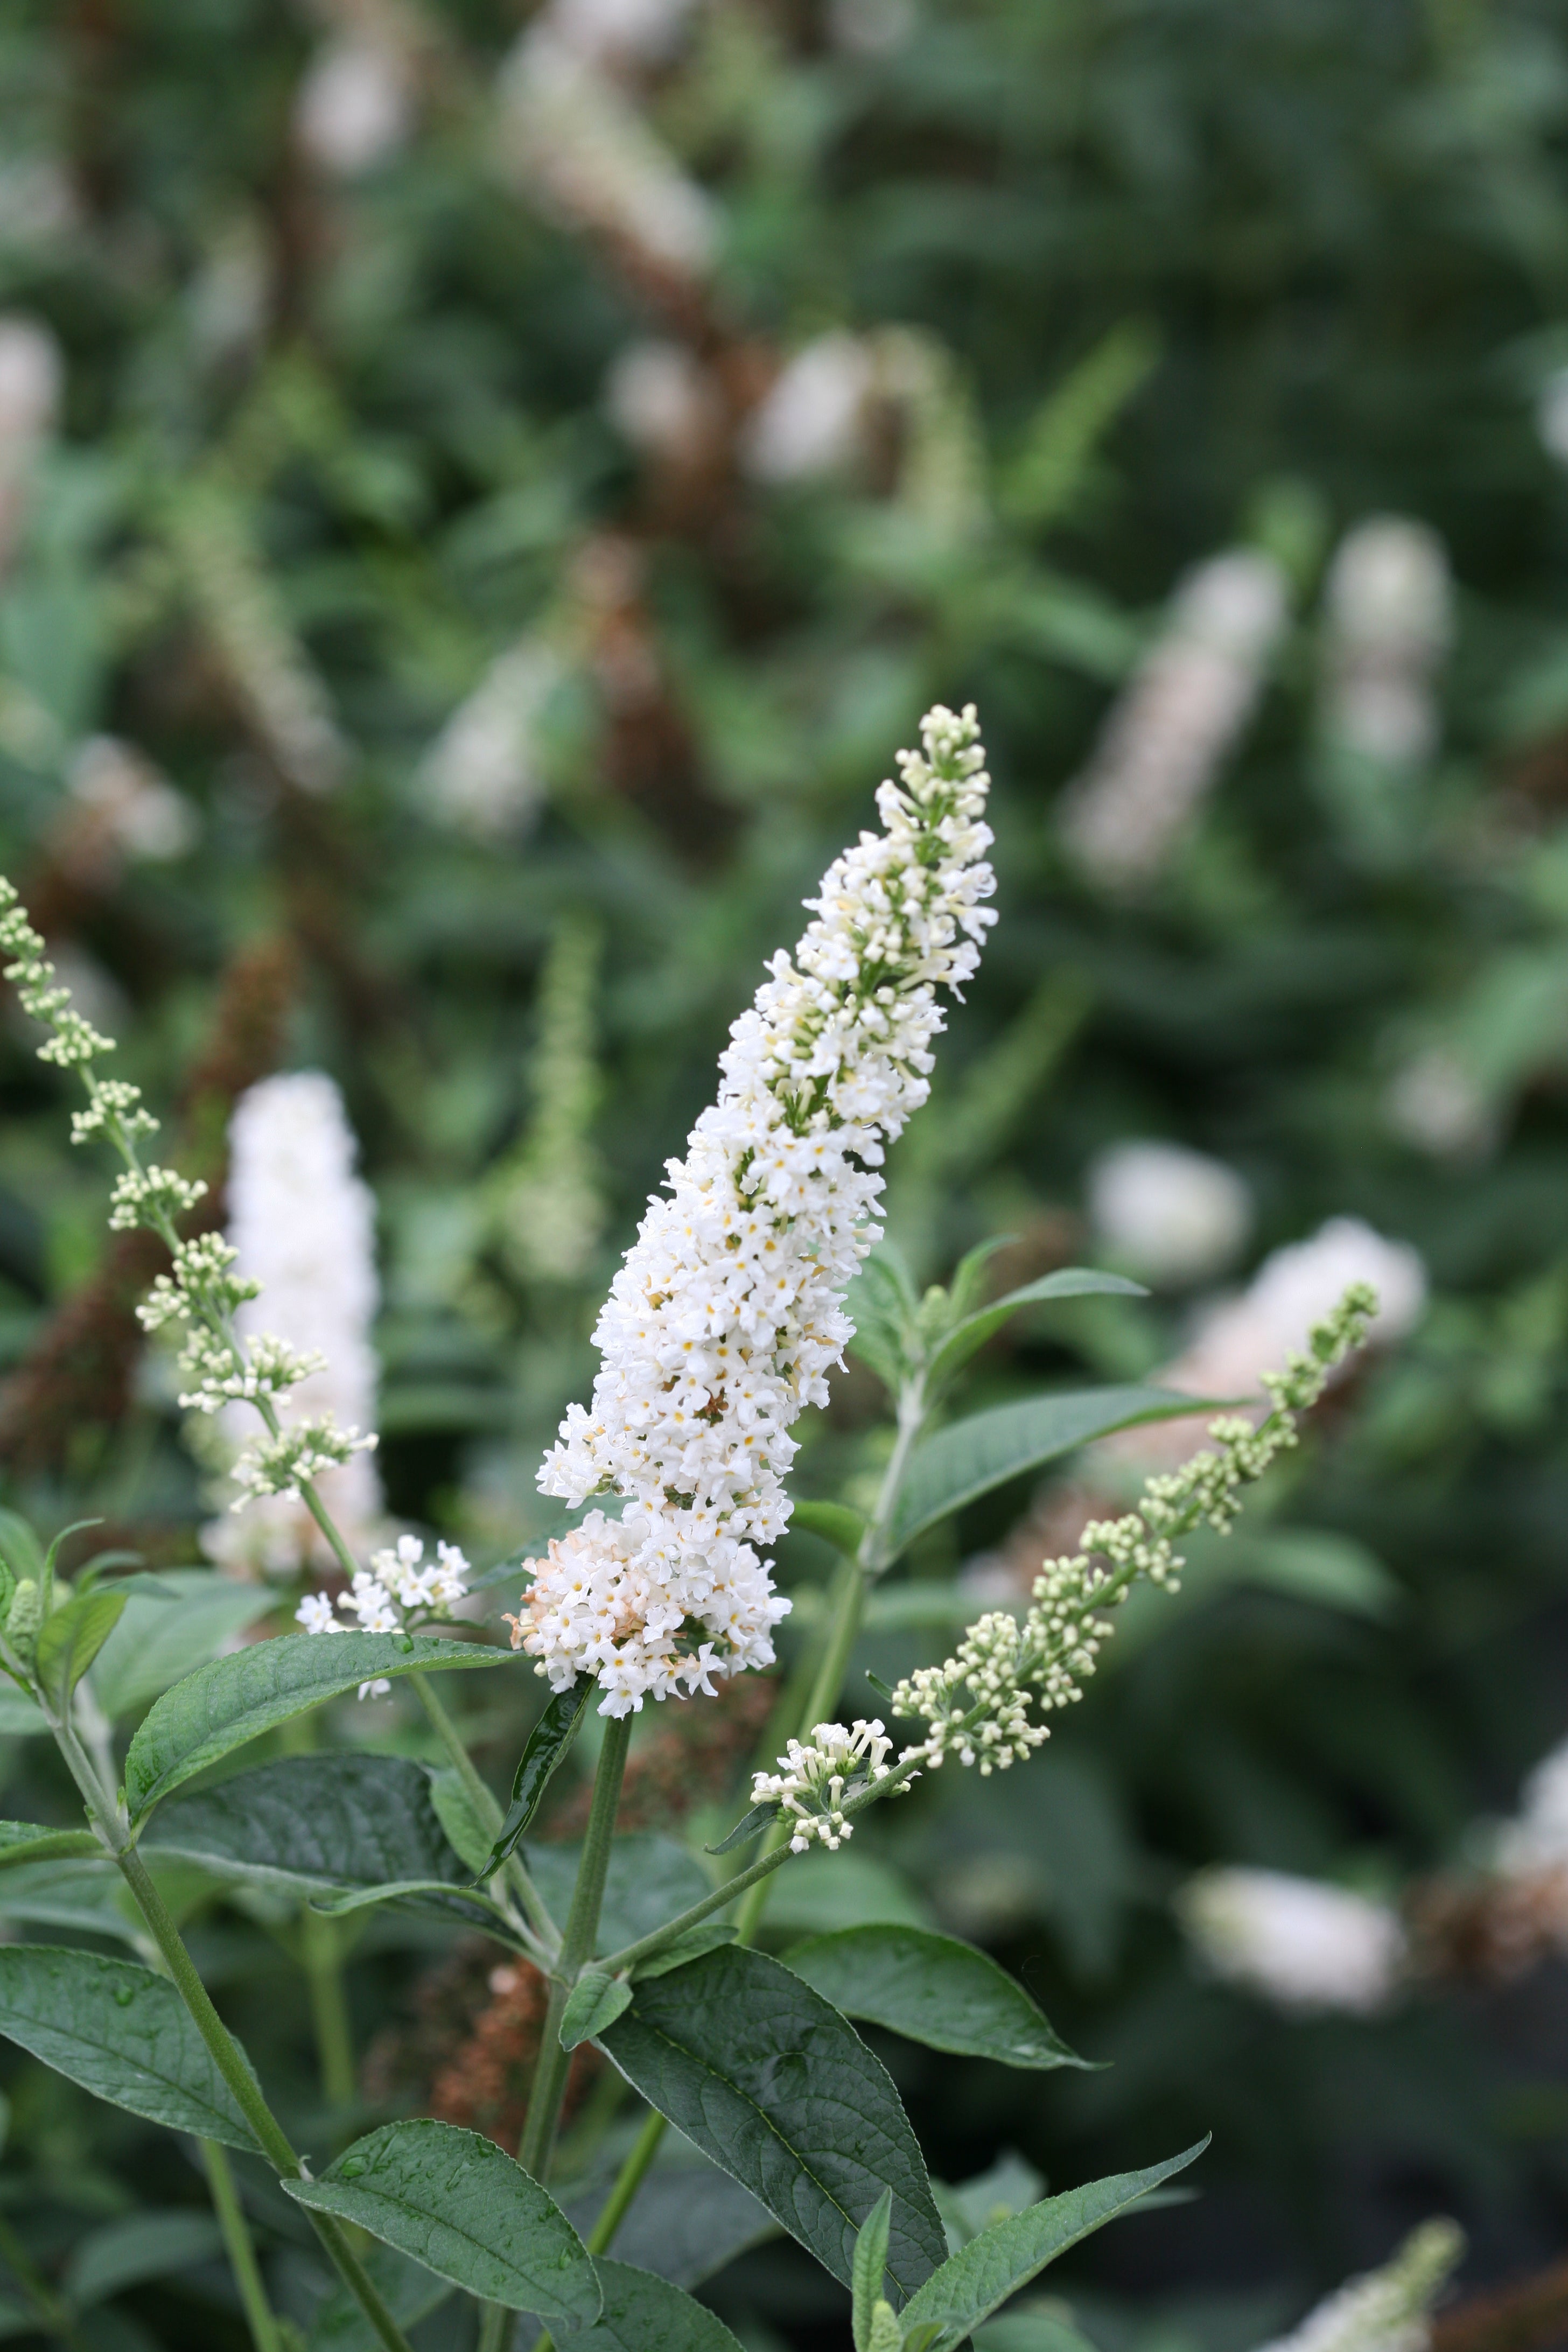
left=1177, top=1866, right=1408, bottom=2016
left=892, top=1287, right=1377, bottom=1772
left=509, top=703, right=997, bottom=1716
left=750, top=1720, right=895, bottom=1852
left=1255, top=2222, right=1463, bottom=2352
left=298, top=1533, right=472, bottom=1698
left=0, top=877, right=375, bottom=1532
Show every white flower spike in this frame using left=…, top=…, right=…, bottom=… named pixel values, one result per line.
left=507, top=704, right=997, bottom=1714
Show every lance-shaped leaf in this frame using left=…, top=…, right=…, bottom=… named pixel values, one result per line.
left=564, top=2260, right=750, bottom=2350
left=310, top=1879, right=519, bottom=1938
left=0, top=1822, right=100, bottom=1868
left=478, top=1676, right=593, bottom=1881
left=309, top=2245, right=453, bottom=2351
left=0, top=1857, right=138, bottom=1942
left=888, top=1386, right=1209, bottom=1557
left=599, top=1944, right=946, bottom=2302
left=853, top=2189, right=894, bottom=2352
left=0, top=1947, right=261, bottom=2150
left=783, top=1927, right=1090, bottom=2071
left=34, top=1588, right=128, bottom=1707
left=90, top=1571, right=277, bottom=1721
left=123, top=1633, right=506, bottom=1821
left=283, top=2119, right=600, bottom=2321
left=143, top=1753, right=470, bottom=1901
left=64, top=2212, right=224, bottom=2309
left=559, top=1966, right=632, bottom=2048
left=926, top=1270, right=1146, bottom=1393
left=563, top=2136, right=775, bottom=2291
left=706, top=1801, right=776, bottom=1857
left=895, top=2144, right=1209, bottom=2352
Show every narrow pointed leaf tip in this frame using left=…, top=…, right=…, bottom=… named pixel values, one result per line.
left=896, top=2140, right=1209, bottom=2352
left=477, top=1674, right=593, bottom=1881
left=282, top=2119, right=601, bottom=2320
left=853, top=2189, right=894, bottom=2352
left=784, top=1927, right=1091, bottom=2071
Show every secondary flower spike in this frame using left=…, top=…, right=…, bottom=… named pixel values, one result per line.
left=507, top=703, right=997, bottom=1714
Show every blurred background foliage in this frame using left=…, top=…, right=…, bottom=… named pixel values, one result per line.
left=4, top=0, right=1568, bottom=2344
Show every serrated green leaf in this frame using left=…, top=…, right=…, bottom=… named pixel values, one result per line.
left=927, top=1270, right=1147, bottom=1392
left=143, top=1753, right=468, bottom=1896
left=64, top=2210, right=223, bottom=2308
left=559, top=1966, right=632, bottom=2048
left=783, top=1927, right=1090, bottom=2071
left=632, top=1922, right=737, bottom=1979
left=853, top=2188, right=893, bottom=2352
left=790, top=1501, right=870, bottom=1557
left=90, top=1571, right=276, bottom=1720
left=143, top=1753, right=500, bottom=1933
left=895, top=2144, right=1209, bottom=2352
left=0, top=1823, right=100, bottom=1868
left=528, top=1834, right=710, bottom=1958
left=599, top=1944, right=946, bottom=2301
left=283, top=2119, right=600, bottom=2320
left=34, top=1588, right=127, bottom=1707
left=123, top=1633, right=507, bottom=1821
left=478, top=1676, right=592, bottom=1880
left=556, top=2259, right=750, bottom=2350
left=706, top=1801, right=776, bottom=1856
left=889, top=1386, right=1209, bottom=1557
left=0, top=1946, right=261, bottom=2150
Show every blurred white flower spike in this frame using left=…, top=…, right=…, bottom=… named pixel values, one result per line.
left=509, top=705, right=997, bottom=1714
left=1060, top=549, right=1288, bottom=890
left=1321, top=516, right=1451, bottom=769
left=1252, top=2222, right=1464, bottom=2352
left=1179, top=1865, right=1407, bottom=2015
left=205, top=1073, right=383, bottom=1573
left=421, top=639, right=563, bottom=841
left=295, top=35, right=416, bottom=178
left=1088, top=1138, right=1253, bottom=1289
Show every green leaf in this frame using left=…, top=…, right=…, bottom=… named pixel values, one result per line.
left=632, top=1922, right=737, bottom=1979
left=559, top=2259, right=750, bottom=2350
left=927, top=1270, right=1147, bottom=1392
left=528, top=1834, right=711, bottom=1958
left=90, top=1571, right=277, bottom=1720
left=310, top=1878, right=516, bottom=1934
left=64, top=2211, right=223, bottom=2308
left=34, top=1588, right=127, bottom=1707
left=282, top=2119, right=601, bottom=2321
left=762, top=1851, right=932, bottom=1936
left=889, top=1386, right=1209, bottom=1557
left=478, top=1676, right=593, bottom=1880
left=853, top=2188, right=893, bottom=2352
left=0, top=1823, right=101, bottom=1868
left=144, top=1753, right=468, bottom=1896
left=427, top=1769, right=495, bottom=1875
left=783, top=1927, right=1090, bottom=2071
left=559, top=1966, right=632, bottom=2048
left=599, top=1943, right=947, bottom=2301
left=123, top=1633, right=507, bottom=1821
left=895, top=2144, right=1209, bottom=2352
left=0, top=1946, right=261, bottom=2150
left=790, top=1501, right=870, bottom=1557
left=0, top=1857, right=139, bottom=1942
left=705, top=1801, right=776, bottom=1856
left=848, top=1253, right=922, bottom=1395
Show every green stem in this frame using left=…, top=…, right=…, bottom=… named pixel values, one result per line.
left=410, top=1671, right=558, bottom=1957
left=586, top=2105, right=667, bottom=2256
left=516, top=1711, right=632, bottom=2184
left=301, top=1905, right=356, bottom=2112
left=0, top=2207, right=90, bottom=2350
left=477, top=2300, right=512, bottom=2352
left=200, top=2138, right=285, bottom=2352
